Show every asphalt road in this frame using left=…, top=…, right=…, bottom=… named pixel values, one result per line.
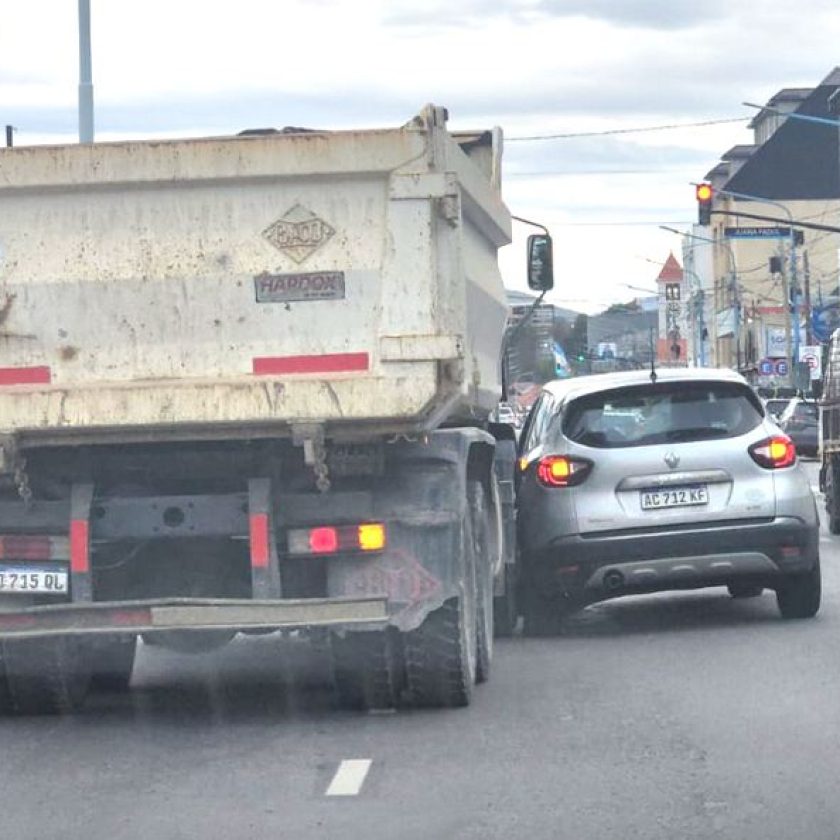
left=2, top=461, right=838, bottom=840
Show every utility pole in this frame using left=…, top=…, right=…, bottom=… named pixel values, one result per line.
left=78, top=0, right=94, bottom=143
left=803, top=250, right=812, bottom=345
left=790, top=231, right=799, bottom=372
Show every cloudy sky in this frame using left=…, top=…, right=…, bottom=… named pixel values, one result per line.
left=2, top=0, right=840, bottom=312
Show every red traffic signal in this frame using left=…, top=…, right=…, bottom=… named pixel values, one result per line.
left=696, top=183, right=712, bottom=226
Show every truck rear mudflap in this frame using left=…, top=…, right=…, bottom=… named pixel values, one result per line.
left=0, top=596, right=388, bottom=641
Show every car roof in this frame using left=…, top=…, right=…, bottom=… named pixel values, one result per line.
left=541, top=367, right=750, bottom=406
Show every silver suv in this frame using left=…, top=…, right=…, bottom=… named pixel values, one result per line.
left=517, top=368, right=820, bottom=635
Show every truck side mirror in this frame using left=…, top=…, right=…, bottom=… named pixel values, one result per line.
left=527, top=234, right=554, bottom=292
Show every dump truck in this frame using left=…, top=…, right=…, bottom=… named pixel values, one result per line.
left=0, top=105, right=552, bottom=713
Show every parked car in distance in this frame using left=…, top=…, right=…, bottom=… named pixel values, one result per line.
left=778, top=397, right=819, bottom=458
left=493, top=402, right=518, bottom=425
left=517, top=368, right=821, bottom=635
left=763, top=397, right=791, bottom=422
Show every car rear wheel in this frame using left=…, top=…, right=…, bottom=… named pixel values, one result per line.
left=521, top=579, right=568, bottom=637
left=776, top=559, right=821, bottom=619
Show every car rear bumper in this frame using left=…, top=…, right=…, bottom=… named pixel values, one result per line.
left=524, top=516, right=818, bottom=597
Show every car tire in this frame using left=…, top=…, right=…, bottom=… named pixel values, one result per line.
left=727, top=583, right=764, bottom=599
left=776, top=560, right=821, bottom=619
left=521, top=583, right=567, bottom=637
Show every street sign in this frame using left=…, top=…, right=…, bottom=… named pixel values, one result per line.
left=724, top=226, right=791, bottom=239
left=758, top=358, right=774, bottom=376
left=798, top=345, right=822, bottom=380
left=775, top=359, right=789, bottom=376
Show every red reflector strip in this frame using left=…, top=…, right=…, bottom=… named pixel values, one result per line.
left=249, top=513, right=270, bottom=568
left=252, top=353, right=369, bottom=376
left=111, top=608, right=153, bottom=627
left=0, top=366, right=51, bottom=386
left=69, top=520, right=90, bottom=573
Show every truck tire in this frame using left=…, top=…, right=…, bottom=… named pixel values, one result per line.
left=89, top=635, right=137, bottom=692
left=331, top=630, right=401, bottom=711
left=825, top=458, right=840, bottom=534
left=469, top=482, right=493, bottom=684
left=776, top=559, right=821, bottom=619
left=2, top=636, right=91, bottom=715
left=405, top=596, right=477, bottom=708
left=493, top=564, right=519, bottom=638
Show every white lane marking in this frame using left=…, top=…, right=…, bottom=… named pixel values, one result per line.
left=326, top=759, right=372, bottom=797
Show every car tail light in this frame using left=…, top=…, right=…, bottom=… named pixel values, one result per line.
left=536, top=456, right=593, bottom=487
left=749, top=435, right=797, bottom=469
left=287, top=523, right=387, bottom=556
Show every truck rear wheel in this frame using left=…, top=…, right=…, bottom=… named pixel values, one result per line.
left=469, top=482, right=493, bottom=683
left=405, top=596, right=476, bottom=708
left=825, top=458, right=840, bottom=534
left=331, top=630, right=401, bottom=711
left=89, top=635, right=138, bottom=692
left=493, top=564, right=519, bottom=638
left=2, top=637, right=91, bottom=715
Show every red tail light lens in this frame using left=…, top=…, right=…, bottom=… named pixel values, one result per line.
left=309, top=527, right=339, bottom=554
left=536, top=456, right=593, bottom=487
left=749, top=435, right=797, bottom=469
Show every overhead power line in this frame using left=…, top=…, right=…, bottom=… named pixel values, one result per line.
left=508, top=116, right=748, bottom=142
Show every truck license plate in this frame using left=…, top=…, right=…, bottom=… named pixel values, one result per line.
left=640, top=485, right=709, bottom=510
left=0, top=568, right=68, bottom=594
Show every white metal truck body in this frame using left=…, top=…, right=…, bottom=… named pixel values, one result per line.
left=0, top=106, right=510, bottom=446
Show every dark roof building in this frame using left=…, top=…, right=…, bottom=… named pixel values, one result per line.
left=724, top=68, right=840, bottom=200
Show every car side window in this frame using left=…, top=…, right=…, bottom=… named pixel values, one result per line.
left=523, top=394, right=555, bottom=451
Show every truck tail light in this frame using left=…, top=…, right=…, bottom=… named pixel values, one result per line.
left=536, top=456, right=593, bottom=488
left=287, top=523, right=387, bottom=556
left=0, top=535, right=68, bottom=561
left=749, top=435, right=797, bottom=469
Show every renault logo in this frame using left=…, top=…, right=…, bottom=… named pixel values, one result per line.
left=664, top=451, right=680, bottom=469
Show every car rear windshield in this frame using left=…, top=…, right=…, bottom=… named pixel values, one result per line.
left=562, top=380, right=763, bottom=448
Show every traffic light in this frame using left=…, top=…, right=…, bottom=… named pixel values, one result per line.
left=696, top=183, right=712, bottom=226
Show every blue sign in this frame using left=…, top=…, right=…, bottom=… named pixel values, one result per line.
left=775, top=359, right=789, bottom=376
left=758, top=358, right=774, bottom=376
left=812, top=302, right=840, bottom=344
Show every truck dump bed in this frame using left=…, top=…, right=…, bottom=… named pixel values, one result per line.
left=0, top=106, right=510, bottom=447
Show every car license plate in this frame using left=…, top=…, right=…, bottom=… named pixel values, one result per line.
left=0, top=567, right=68, bottom=594
left=640, top=485, right=709, bottom=510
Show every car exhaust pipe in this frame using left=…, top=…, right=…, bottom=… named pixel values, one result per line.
left=603, top=569, right=625, bottom=591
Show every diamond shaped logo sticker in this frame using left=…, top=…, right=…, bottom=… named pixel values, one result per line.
left=262, top=204, right=335, bottom=264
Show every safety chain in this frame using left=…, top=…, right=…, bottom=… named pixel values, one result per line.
left=312, top=439, right=331, bottom=494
